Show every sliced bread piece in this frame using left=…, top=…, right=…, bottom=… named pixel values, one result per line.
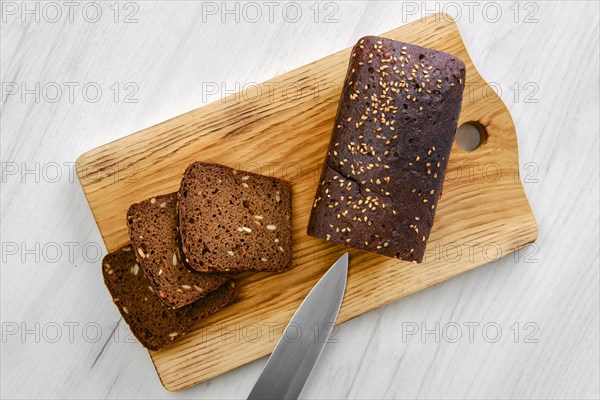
left=178, top=161, right=293, bottom=272
left=127, top=193, right=232, bottom=308
left=102, top=245, right=237, bottom=351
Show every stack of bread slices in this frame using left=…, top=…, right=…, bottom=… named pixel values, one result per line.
left=102, top=162, right=293, bottom=350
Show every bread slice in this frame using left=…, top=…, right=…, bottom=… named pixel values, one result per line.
left=102, top=245, right=237, bottom=351
left=178, top=161, right=293, bottom=272
left=127, top=193, right=232, bottom=308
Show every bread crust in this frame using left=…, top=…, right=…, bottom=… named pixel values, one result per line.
left=307, top=36, right=466, bottom=262
left=102, top=246, right=237, bottom=350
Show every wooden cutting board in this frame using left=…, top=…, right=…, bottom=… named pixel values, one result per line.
left=77, top=13, right=537, bottom=391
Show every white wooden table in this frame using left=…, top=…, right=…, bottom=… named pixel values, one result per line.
left=1, top=1, right=598, bottom=399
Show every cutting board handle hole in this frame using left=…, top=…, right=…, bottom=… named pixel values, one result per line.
left=456, top=122, right=487, bottom=152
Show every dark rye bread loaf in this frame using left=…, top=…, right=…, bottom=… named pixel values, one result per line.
left=102, top=245, right=237, bottom=351
left=179, top=162, right=293, bottom=272
left=307, top=36, right=465, bottom=263
left=127, top=193, right=232, bottom=309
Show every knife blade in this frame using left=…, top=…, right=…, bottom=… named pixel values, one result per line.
left=247, top=252, right=349, bottom=400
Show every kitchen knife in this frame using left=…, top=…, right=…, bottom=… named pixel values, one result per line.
left=247, top=252, right=349, bottom=400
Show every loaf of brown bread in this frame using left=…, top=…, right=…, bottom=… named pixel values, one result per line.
left=307, top=36, right=465, bottom=263
left=127, top=193, right=232, bottom=309
left=102, top=245, right=237, bottom=351
left=178, top=162, right=293, bottom=272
